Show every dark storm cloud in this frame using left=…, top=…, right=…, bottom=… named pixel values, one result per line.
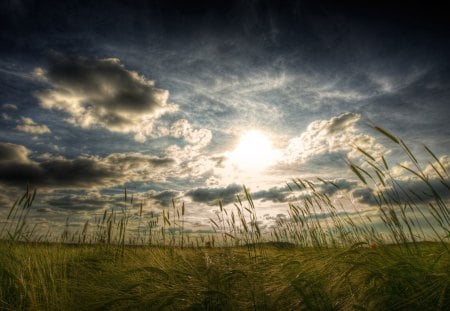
left=43, top=54, right=166, bottom=113
left=319, top=178, right=358, bottom=196
left=35, top=54, right=175, bottom=142
left=352, top=187, right=377, bottom=206
left=0, top=143, right=117, bottom=188
left=0, top=142, right=176, bottom=189
left=251, top=179, right=358, bottom=203
left=148, top=190, right=182, bottom=207
left=353, top=178, right=450, bottom=207
left=46, top=194, right=115, bottom=211
left=352, top=157, right=450, bottom=206
left=253, top=185, right=291, bottom=203
left=185, top=183, right=241, bottom=205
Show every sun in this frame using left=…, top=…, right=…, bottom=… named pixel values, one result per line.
left=228, top=130, right=281, bottom=172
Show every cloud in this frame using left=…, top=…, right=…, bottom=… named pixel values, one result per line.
left=354, top=178, right=450, bottom=206
left=148, top=190, right=182, bottom=207
left=46, top=193, right=117, bottom=211
left=16, top=117, right=51, bottom=134
left=160, top=119, right=215, bottom=178
left=0, top=149, right=117, bottom=189
left=183, top=178, right=357, bottom=209
left=164, top=146, right=216, bottom=178
left=318, top=178, right=358, bottom=196
left=253, top=185, right=291, bottom=203
left=0, top=142, right=175, bottom=189
left=352, top=156, right=450, bottom=206
left=185, top=184, right=242, bottom=205
left=32, top=67, right=46, bottom=81
left=300, top=151, right=348, bottom=172
left=169, top=119, right=212, bottom=149
left=2, top=103, right=17, bottom=110
left=35, top=54, right=177, bottom=142
left=251, top=178, right=358, bottom=203
left=0, top=142, right=31, bottom=163
left=104, top=152, right=175, bottom=182
left=283, top=112, right=383, bottom=164
left=352, top=187, right=378, bottom=206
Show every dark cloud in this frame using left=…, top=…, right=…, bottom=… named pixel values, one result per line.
left=149, top=158, right=175, bottom=166
left=325, top=112, right=360, bottom=134
left=185, top=183, right=241, bottom=205
left=318, top=178, right=358, bottom=196
left=253, top=185, right=291, bottom=203
left=35, top=54, right=176, bottom=142
left=0, top=144, right=117, bottom=188
left=46, top=194, right=115, bottom=211
left=148, top=190, right=182, bottom=207
left=353, top=178, right=450, bottom=207
left=252, top=179, right=358, bottom=203
left=105, top=153, right=174, bottom=169
left=352, top=187, right=378, bottom=206
left=0, top=142, right=175, bottom=189
left=352, top=158, right=450, bottom=206
left=44, top=54, right=166, bottom=112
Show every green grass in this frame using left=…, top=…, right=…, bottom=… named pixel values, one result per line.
left=0, top=242, right=448, bottom=310
left=0, top=127, right=449, bottom=310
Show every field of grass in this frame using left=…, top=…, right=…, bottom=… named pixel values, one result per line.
left=1, top=127, right=449, bottom=310
left=0, top=241, right=448, bottom=310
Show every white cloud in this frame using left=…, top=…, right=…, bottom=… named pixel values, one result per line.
left=169, top=119, right=212, bottom=149
left=283, top=112, right=384, bottom=164
left=164, top=144, right=216, bottom=178
left=147, top=119, right=215, bottom=178
left=16, top=117, right=51, bottom=134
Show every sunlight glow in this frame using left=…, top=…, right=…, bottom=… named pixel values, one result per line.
left=228, top=130, right=281, bottom=172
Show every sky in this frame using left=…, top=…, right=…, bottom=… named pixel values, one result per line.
left=0, top=0, right=449, bottom=234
